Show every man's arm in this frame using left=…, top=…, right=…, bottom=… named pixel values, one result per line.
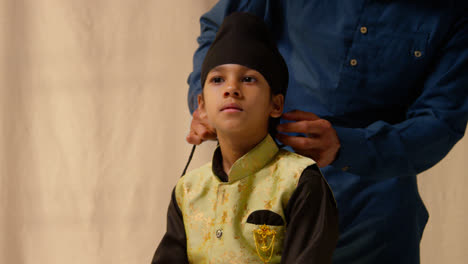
left=330, top=11, right=468, bottom=179
left=151, top=189, right=188, bottom=264
left=281, top=164, right=339, bottom=264
left=278, top=11, right=468, bottom=179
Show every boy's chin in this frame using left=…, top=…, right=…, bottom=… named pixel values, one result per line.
left=216, top=126, right=245, bottom=135
left=215, top=123, right=248, bottom=136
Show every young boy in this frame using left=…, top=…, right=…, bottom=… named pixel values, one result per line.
left=152, top=12, right=338, bottom=264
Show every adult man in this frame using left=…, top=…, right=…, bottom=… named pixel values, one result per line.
left=186, top=1, right=468, bottom=263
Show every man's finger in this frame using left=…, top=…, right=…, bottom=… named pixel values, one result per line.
left=276, top=133, right=323, bottom=150
left=193, top=122, right=216, bottom=141
left=277, top=120, right=325, bottom=134
left=186, top=131, right=202, bottom=145
left=282, top=110, right=320, bottom=121
left=192, top=108, right=201, bottom=119
left=293, top=148, right=321, bottom=162
left=194, top=122, right=208, bottom=138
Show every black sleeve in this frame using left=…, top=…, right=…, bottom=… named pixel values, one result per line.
left=151, top=189, right=189, bottom=264
left=280, top=164, right=339, bottom=264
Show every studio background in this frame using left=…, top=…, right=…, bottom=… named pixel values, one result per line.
left=0, top=0, right=466, bottom=263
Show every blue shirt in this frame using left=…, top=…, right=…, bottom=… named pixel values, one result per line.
left=187, top=1, right=468, bottom=263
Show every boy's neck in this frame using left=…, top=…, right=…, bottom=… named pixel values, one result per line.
left=217, top=131, right=268, bottom=177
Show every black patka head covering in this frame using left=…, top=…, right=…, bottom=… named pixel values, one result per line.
left=200, top=12, right=288, bottom=96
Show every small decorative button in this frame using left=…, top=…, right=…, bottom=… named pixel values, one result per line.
left=360, top=26, right=368, bottom=34
left=216, top=229, right=223, bottom=238
left=350, top=59, right=358, bottom=66
left=342, top=166, right=350, bottom=172
left=414, top=50, right=422, bottom=58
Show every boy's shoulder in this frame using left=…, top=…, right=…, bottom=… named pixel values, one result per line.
left=274, top=149, right=317, bottom=168
left=184, top=161, right=212, bottom=176
left=175, top=161, right=213, bottom=190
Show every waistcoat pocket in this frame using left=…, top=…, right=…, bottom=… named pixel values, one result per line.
left=243, top=221, right=286, bottom=264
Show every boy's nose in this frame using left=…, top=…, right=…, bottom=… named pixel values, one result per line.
left=223, top=84, right=241, bottom=98
left=224, top=90, right=240, bottom=97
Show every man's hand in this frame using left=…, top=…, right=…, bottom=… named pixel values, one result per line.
left=276, top=110, right=340, bottom=168
left=186, top=108, right=217, bottom=145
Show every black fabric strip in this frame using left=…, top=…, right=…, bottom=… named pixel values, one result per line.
left=181, top=145, right=196, bottom=177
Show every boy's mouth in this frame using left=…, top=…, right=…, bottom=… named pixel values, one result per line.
left=220, top=103, right=243, bottom=112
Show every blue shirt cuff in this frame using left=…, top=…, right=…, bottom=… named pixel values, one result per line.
left=332, top=126, right=370, bottom=174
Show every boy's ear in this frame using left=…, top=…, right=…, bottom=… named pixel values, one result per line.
left=270, top=94, right=284, bottom=118
left=197, top=93, right=207, bottom=118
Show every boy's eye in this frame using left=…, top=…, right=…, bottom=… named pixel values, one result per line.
left=242, top=76, right=256, bottom=83
left=211, top=77, right=224, bottom=83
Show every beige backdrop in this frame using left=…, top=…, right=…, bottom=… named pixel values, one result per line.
left=0, top=1, right=466, bottom=263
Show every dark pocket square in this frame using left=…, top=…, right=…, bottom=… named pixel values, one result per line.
left=246, top=210, right=285, bottom=226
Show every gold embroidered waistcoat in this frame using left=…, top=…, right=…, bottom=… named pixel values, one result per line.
left=175, top=135, right=315, bottom=264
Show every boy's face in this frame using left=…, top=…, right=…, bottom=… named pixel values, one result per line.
left=198, top=64, right=283, bottom=137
